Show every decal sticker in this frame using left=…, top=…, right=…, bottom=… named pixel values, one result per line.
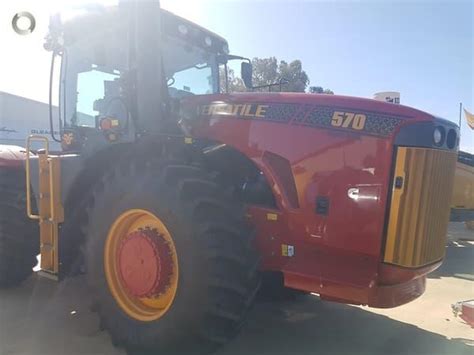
left=199, top=103, right=269, bottom=118
left=302, top=106, right=402, bottom=136
left=281, top=244, right=295, bottom=257
left=266, top=213, right=278, bottom=221
left=62, top=132, right=74, bottom=146
left=263, top=104, right=301, bottom=122
left=196, top=102, right=404, bottom=137
left=198, top=103, right=300, bottom=123
left=288, top=245, right=295, bottom=257
left=60, top=130, right=82, bottom=151
left=331, top=111, right=366, bottom=130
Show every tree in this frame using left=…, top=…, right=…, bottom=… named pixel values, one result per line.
left=309, top=86, right=334, bottom=94
left=278, top=60, right=309, bottom=92
left=309, top=86, right=324, bottom=94
left=220, top=56, right=331, bottom=94
left=251, top=57, right=279, bottom=89
left=219, top=67, right=246, bottom=93
left=251, top=57, right=309, bottom=92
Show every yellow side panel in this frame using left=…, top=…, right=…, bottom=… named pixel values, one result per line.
left=384, top=147, right=457, bottom=268
left=38, top=155, right=64, bottom=274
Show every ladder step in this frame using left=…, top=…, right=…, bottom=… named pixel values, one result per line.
left=37, top=270, right=59, bottom=281
left=40, top=243, right=54, bottom=251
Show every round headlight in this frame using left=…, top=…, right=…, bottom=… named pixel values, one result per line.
left=433, top=126, right=445, bottom=146
left=204, top=36, right=212, bottom=47
left=446, top=129, right=457, bottom=149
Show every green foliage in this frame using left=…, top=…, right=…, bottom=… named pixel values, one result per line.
left=250, top=57, right=309, bottom=92
left=309, top=86, right=334, bottom=95
left=221, top=56, right=332, bottom=94
left=309, top=86, right=324, bottom=93
left=219, top=67, right=246, bottom=93
left=277, top=60, right=309, bottom=92
left=251, top=57, right=279, bottom=89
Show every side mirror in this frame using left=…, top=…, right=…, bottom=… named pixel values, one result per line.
left=241, top=62, right=253, bottom=89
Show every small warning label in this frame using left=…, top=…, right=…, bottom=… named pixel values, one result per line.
left=281, top=244, right=295, bottom=257
left=288, top=245, right=295, bottom=257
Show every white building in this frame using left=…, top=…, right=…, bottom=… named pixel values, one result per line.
left=0, top=91, right=61, bottom=150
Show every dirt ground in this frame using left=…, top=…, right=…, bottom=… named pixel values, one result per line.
left=0, top=223, right=473, bottom=355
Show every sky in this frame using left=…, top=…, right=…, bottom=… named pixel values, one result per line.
left=0, top=0, right=472, bottom=151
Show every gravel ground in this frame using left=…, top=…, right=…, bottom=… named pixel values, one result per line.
left=0, top=223, right=472, bottom=355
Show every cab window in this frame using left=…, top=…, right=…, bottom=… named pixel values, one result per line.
left=168, top=65, right=213, bottom=97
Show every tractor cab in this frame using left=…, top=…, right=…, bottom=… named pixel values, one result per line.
left=44, top=4, right=234, bottom=153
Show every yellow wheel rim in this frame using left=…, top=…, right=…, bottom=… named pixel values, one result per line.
left=104, top=209, right=179, bottom=321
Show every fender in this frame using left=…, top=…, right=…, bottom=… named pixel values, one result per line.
left=0, top=145, right=28, bottom=169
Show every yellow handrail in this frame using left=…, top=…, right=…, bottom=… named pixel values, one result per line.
left=48, top=157, right=57, bottom=221
left=26, top=135, right=49, bottom=220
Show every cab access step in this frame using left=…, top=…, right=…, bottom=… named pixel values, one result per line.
left=26, top=135, right=63, bottom=280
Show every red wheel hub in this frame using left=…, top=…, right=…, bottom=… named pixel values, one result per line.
left=117, top=229, right=174, bottom=298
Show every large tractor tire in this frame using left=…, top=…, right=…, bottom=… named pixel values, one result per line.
left=0, top=168, right=39, bottom=288
left=85, top=159, right=260, bottom=354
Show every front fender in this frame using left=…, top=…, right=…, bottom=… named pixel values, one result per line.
left=0, top=145, right=29, bottom=169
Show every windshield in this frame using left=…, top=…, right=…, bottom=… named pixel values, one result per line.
left=164, top=35, right=218, bottom=98
left=168, top=66, right=214, bottom=96
left=62, top=35, right=219, bottom=128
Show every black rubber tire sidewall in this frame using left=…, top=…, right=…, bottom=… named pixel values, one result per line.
left=0, top=168, right=38, bottom=288
left=86, top=172, right=218, bottom=351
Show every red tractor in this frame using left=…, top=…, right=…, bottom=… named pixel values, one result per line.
left=0, top=2, right=458, bottom=353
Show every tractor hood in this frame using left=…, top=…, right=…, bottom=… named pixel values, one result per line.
left=180, top=92, right=459, bottom=145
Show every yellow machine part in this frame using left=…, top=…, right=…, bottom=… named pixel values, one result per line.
left=26, top=136, right=64, bottom=277
left=384, top=147, right=457, bottom=268
left=104, top=209, right=179, bottom=321
left=451, top=161, right=474, bottom=210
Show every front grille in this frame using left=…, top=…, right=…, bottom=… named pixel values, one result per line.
left=384, top=147, right=457, bottom=268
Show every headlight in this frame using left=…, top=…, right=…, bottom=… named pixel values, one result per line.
left=446, top=129, right=457, bottom=149
left=204, top=36, right=212, bottom=47
left=433, top=126, right=445, bottom=146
